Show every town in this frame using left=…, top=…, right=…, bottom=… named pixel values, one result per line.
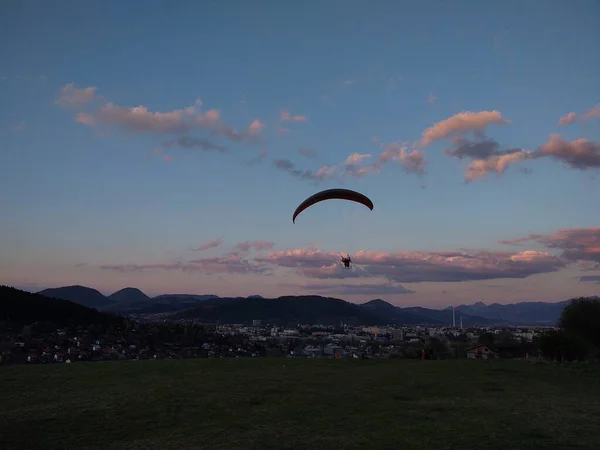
left=1, top=315, right=549, bottom=365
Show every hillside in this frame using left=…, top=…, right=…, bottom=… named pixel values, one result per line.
left=108, top=287, right=150, bottom=304
left=38, top=285, right=115, bottom=309
left=361, top=299, right=440, bottom=325
left=174, top=296, right=391, bottom=325
left=0, top=285, right=122, bottom=327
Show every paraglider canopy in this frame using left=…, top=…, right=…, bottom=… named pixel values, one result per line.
left=292, top=188, right=374, bottom=223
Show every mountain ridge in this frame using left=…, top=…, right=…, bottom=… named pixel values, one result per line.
left=28, top=284, right=572, bottom=326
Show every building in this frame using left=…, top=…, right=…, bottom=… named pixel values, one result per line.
left=466, top=344, right=498, bottom=359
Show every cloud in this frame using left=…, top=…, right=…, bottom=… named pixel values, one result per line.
left=235, top=240, right=276, bottom=252
left=101, top=253, right=270, bottom=276
left=57, top=84, right=265, bottom=145
left=280, top=110, right=307, bottom=123
left=8, top=121, right=25, bottom=132
left=534, top=134, right=600, bottom=170
left=314, top=142, right=427, bottom=182
left=301, top=282, right=416, bottom=295
left=273, top=159, right=324, bottom=182
left=163, top=136, right=227, bottom=153
left=298, top=147, right=318, bottom=159
left=499, top=227, right=600, bottom=264
left=244, top=149, right=269, bottom=166
left=191, top=239, right=223, bottom=252
left=558, top=104, right=600, bottom=125
left=162, top=136, right=227, bottom=153
left=579, top=275, right=600, bottom=284
left=255, top=246, right=567, bottom=283
left=56, top=82, right=98, bottom=109
left=427, top=94, right=436, bottom=105
left=420, top=110, right=510, bottom=147
left=444, top=136, right=532, bottom=182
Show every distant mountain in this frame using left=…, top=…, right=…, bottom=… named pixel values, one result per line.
left=1, top=285, right=121, bottom=327
left=400, top=306, right=501, bottom=326
left=108, top=287, right=150, bottom=304
left=38, top=285, right=115, bottom=309
left=35, top=284, right=573, bottom=325
left=455, top=300, right=571, bottom=325
left=361, top=299, right=433, bottom=325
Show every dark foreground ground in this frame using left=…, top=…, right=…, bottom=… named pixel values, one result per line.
left=1, top=358, right=599, bottom=450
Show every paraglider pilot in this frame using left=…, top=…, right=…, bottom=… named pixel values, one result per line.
left=341, top=254, right=352, bottom=269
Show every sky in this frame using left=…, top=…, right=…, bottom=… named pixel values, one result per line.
left=1, top=0, right=599, bottom=307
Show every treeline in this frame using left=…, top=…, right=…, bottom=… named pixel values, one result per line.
left=0, top=285, right=124, bottom=328
left=534, top=297, right=600, bottom=361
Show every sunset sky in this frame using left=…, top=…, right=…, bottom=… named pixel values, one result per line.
left=1, top=1, right=599, bottom=307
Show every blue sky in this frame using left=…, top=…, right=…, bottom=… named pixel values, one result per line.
left=1, top=0, right=599, bottom=306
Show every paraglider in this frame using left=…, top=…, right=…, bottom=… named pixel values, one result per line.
left=292, top=189, right=373, bottom=268
left=341, top=254, right=352, bottom=269
left=292, top=188, right=374, bottom=224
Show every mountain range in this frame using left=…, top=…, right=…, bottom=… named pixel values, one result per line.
left=33, top=285, right=571, bottom=326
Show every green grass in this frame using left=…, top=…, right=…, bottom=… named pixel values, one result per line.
left=1, top=359, right=600, bottom=450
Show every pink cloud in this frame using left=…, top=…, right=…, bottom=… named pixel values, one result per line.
left=247, top=119, right=265, bottom=133
left=534, top=133, right=600, bottom=169
left=427, top=94, right=436, bottom=105
left=463, top=150, right=532, bottom=182
left=191, top=239, right=223, bottom=252
left=499, top=227, right=600, bottom=264
left=235, top=240, right=276, bottom=252
left=558, top=104, right=600, bottom=125
left=420, top=110, right=510, bottom=147
left=311, top=143, right=427, bottom=182
left=280, top=110, right=307, bottom=123
left=162, top=154, right=174, bottom=163
left=56, top=82, right=98, bottom=109
left=444, top=136, right=533, bottom=182
left=57, top=84, right=264, bottom=145
left=255, top=246, right=567, bottom=283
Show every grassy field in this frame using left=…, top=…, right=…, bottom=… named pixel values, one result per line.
left=1, top=358, right=599, bottom=450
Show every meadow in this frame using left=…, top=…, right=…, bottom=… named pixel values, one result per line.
left=1, top=358, right=599, bottom=450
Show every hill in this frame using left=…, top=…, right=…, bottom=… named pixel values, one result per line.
left=455, top=300, right=571, bottom=325
left=0, top=285, right=121, bottom=327
left=108, top=287, right=150, bottom=304
left=174, top=296, right=392, bottom=325
left=38, top=285, right=115, bottom=309
left=361, top=299, right=441, bottom=325
left=119, top=294, right=220, bottom=314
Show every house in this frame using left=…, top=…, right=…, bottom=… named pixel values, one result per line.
left=466, top=344, right=497, bottom=359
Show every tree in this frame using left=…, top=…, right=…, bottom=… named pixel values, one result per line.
left=534, top=329, right=592, bottom=361
left=478, top=332, right=495, bottom=347
left=557, top=296, right=600, bottom=352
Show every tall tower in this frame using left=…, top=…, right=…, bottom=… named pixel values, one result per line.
left=452, top=306, right=456, bottom=328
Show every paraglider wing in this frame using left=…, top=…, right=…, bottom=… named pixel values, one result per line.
left=292, top=188, right=374, bottom=223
